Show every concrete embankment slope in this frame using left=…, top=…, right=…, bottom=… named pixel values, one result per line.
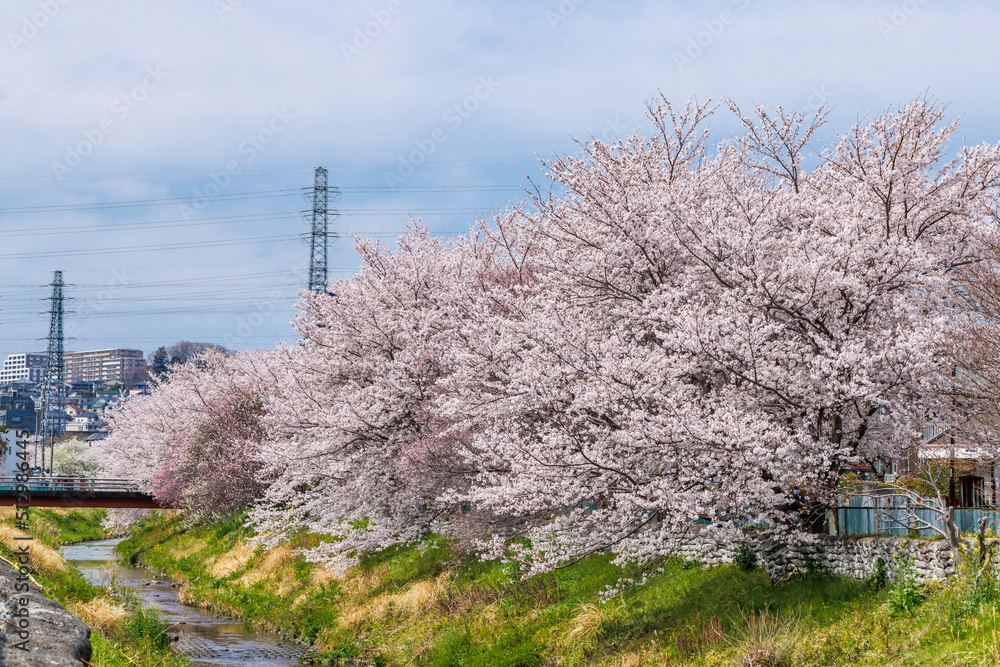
left=0, top=559, right=91, bottom=667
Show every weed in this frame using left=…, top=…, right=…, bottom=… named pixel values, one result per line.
left=508, top=572, right=564, bottom=607
left=734, top=542, right=758, bottom=571
left=124, top=607, right=174, bottom=651
left=426, top=625, right=543, bottom=667
left=726, top=607, right=795, bottom=667
left=68, top=596, right=129, bottom=636
left=887, top=555, right=926, bottom=617
left=959, top=606, right=1000, bottom=666
left=805, top=559, right=829, bottom=580
left=309, top=639, right=361, bottom=665
left=567, top=602, right=623, bottom=642
left=675, top=614, right=726, bottom=657
left=867, top=556, right=888, bottom=591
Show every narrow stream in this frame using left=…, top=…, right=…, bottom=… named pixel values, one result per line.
left=61, top=539, right=312, bottom=666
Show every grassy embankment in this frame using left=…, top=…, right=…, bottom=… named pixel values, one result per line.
left=113, top=510, right=1000, bottom=666
left=0, top=507, right=187, bottom=667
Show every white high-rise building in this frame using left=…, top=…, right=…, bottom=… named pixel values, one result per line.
left=0, top=353, right=47, bottom=385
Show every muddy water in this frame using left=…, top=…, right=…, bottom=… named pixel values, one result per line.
left=61, top=539, right=311, bottom=666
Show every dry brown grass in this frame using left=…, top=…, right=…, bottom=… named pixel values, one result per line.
left=368, top=593, right=395, bottom=624
left=260, top=545, right=296, bottom=573
left=395, top=580, right=438, bottom=615
left=340, top=604, right=372, bottom=627
left=338, top=571, right=454, bottom=629
left=727, top=608, right=796, bottom=667
left=567, top=603, right=605, bottom=642
left=235, top=568, right=265, bottom=587
left=566, top=602, right=625, bottom=643
left=310, top=563, right=338, bottom=588
left=0, top=523, right=67, bottom=573
left=68, top=597, right=128, bottom=636
left=236, top=544, right=297, bottom=587
left=395, top=571, right=452, bottom=615
left=339, top=564, right=390, bottom=597
left=613, top=654, right=645, bottom=667
left=177, top=583, right=197, bottom=605
left=206, top=543, right=255, bottom=578
left=274, top=569, right=301, bottom=598
left=169, top=537, right=207, bottom=560
left=340, top=592, right=396, bottom=628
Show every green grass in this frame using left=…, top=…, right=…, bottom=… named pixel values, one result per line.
left=31, top=508, right=108, bottom=546
left=27, top=507, right=109, bottom=546
left=111, top=510, right=1000, bottom=666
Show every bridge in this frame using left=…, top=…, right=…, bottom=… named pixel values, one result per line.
left=0, top=475, right=159, bottom=508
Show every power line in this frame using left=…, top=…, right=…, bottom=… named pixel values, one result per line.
left=0, top=270, right=306, bottom=290
left=0, top=189, right=302, bottom=214
left=2, top=234, right=300, bottom=261
left=0, top=207, right=511, bottom=237
left=0, top=211, right=298, bottom=238
left=0, top=158, right=537, bottom=185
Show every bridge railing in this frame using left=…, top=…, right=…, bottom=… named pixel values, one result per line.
left=0, top=475, right=143, bottom=494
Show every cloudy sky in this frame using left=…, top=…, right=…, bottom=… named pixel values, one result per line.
left=1, top=0, right=998, bottom=362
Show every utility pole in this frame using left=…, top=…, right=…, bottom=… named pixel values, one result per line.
left=42, top=270, right=66, bottom=474
left=305, top=167, right=340, bottom=292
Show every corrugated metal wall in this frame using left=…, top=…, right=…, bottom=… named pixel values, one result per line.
left=829, top=493, right=1000, bottom=537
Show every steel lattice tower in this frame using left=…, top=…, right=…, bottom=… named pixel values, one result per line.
left=42, top=270, right=66, bottom=473
left=306, top=167, right=339, bottom=292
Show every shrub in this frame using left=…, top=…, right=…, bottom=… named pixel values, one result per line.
left=733, top=542, right=758, bottom=571
left=124, top=608, right=173, bottom=651
left=867, top=556, right=888, bottom=591
left=887, top=556, right=926, bottom=617
left=726, top=607, right=795, bottom=667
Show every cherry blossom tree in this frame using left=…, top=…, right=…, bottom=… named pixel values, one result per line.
left=450, top=96, right=1000, bottom=574
left=98, top=349, right=277, bottom=517
left=245, top=223, right=540, bottom=572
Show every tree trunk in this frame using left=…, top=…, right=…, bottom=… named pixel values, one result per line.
left=979, top=516, right=989, bottom=567
left=946, top=506, right=964, bottom=570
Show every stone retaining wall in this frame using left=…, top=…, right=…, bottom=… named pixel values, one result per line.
left=671, top=530, right=963, bottom=583
left=0, top=559, right=91, bottom=667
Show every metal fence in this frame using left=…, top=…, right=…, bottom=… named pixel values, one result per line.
left=0, top=475, right=141, bottom=494
left=828, top=493, right=1000, bottom=537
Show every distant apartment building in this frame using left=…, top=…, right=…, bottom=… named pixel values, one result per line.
left=0, top=353, right=47, bottom=385
left=65, top=349, right=148, bottom=384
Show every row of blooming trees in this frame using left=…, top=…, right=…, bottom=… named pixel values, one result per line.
left=99, top=96, right=1000, bottom=576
